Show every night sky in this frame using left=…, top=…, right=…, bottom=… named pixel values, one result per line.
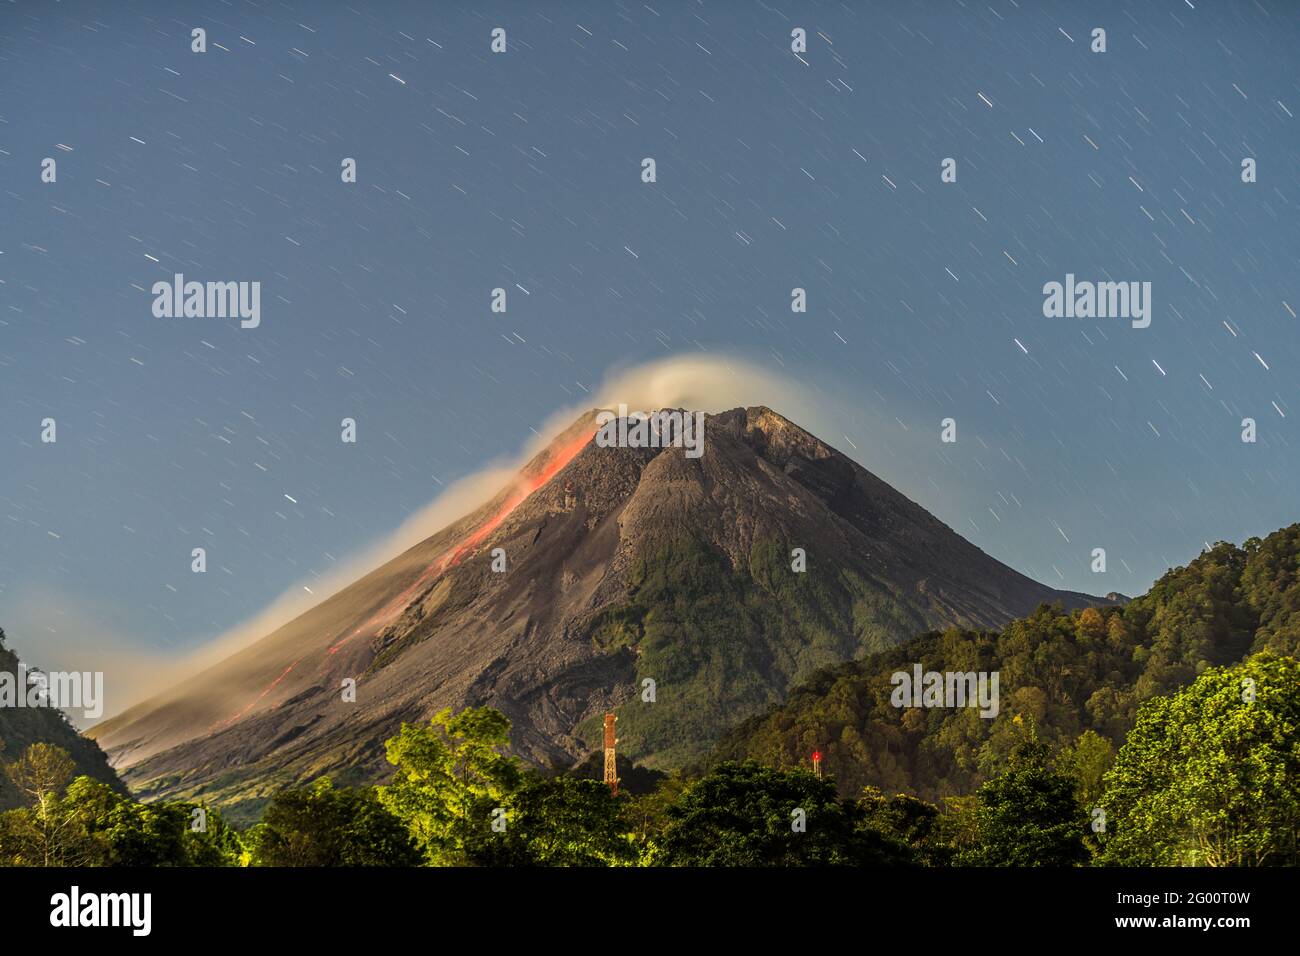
left=3, top=1, right=1298, bottom=672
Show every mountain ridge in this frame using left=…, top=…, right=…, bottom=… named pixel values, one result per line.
left=90, top=405, right=1106, bottom=816
left=0, top=629, right=127, bottom=809
left=708, top=523, right=1300, bottom=801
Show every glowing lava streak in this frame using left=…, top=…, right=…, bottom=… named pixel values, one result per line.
left=211, top=428, right=595, bottom=731
left=437, top=429, right=596, bottom=573
left=210, top=656, right=305, bottom=731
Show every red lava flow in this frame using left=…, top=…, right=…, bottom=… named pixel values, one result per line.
left=209, top=429, right=595, bottom=733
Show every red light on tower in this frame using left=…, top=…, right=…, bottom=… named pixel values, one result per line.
left=812, top=750, right=823, bottom=778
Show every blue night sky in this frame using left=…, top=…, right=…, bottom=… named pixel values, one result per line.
left=3, top=0, right=1297, bottom=664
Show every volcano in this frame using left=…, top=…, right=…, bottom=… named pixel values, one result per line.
left=90, top=406, right=1103, bottom=816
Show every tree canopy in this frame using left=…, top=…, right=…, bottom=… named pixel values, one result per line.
left=1099, top=653, right=1300, bottom=866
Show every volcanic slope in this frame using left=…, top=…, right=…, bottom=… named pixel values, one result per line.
left=90, top=407, right=1102, bottom=815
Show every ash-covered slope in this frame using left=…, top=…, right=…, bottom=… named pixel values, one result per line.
left=91, top=407, right=1101, bottom=815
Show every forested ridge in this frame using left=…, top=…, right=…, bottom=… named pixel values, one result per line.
left=709, top=525, right=1300, bottom=803
left=0, top=629, right=126, bottom=811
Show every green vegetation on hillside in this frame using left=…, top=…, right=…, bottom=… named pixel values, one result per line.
left=0, top=628, right=126, bottom=810
left=577, top=534, right=925, bottom=766
left=710, top=527, right=1300, bottom=803
left=3, top=653, right=1295, bottom=867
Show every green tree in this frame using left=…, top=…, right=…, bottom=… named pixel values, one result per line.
left=2, top=774, right=246, bottom=867
left=64, top=779, right=245, bottom=867
left=5, top=742, right=75, bottom=810
left=0, top=744, right=95, bottom=866
left=1099, top=653, right=1300, bottom=866
left=175, top=800, right=245, bottom=866
left=90, top=789, right=186, bottom=866
left=1059, top=729, right=1115, bottom=812
left=625, top=775, right=690, bottom=862
left=379, top=706, right=524, bottom=865
left=248, top=778, right=419, bottom=867
left=857, top=786, right=949, bottom=866
left=960, top=723, right=1089, bottom=866
left=483, top=776, right=636, bottom=867
left=657, top=761, right=909, bottom=866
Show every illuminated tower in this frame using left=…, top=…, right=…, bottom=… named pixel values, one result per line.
left=812, top=749, right=823, bottom=779
left=603, top=712, right=619, bottom=794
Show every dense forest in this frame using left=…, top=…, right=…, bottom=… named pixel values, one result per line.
left=712, top=525, right=1300, bottom=802
left=0, top=526, right=1297, bottom=867
left=1, top=652, right=1295, bottom=867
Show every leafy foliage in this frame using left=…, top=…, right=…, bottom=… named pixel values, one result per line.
left=1098, top=653, right=1300, bottom=866
left=483, top=776, right=637, bottom=867
left=656, top=760, right=914, bottom=866
left=958, top=722, right=1089, bottom=867
left=1240, top=528, right=1300, bottom=656
left=0, top=743, right=242, bottom=866
left=247, top=778, right=419, bottom=866
left=378, top=706, right=524, bottom=865
left=857, top=786, right=954, bottom=866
